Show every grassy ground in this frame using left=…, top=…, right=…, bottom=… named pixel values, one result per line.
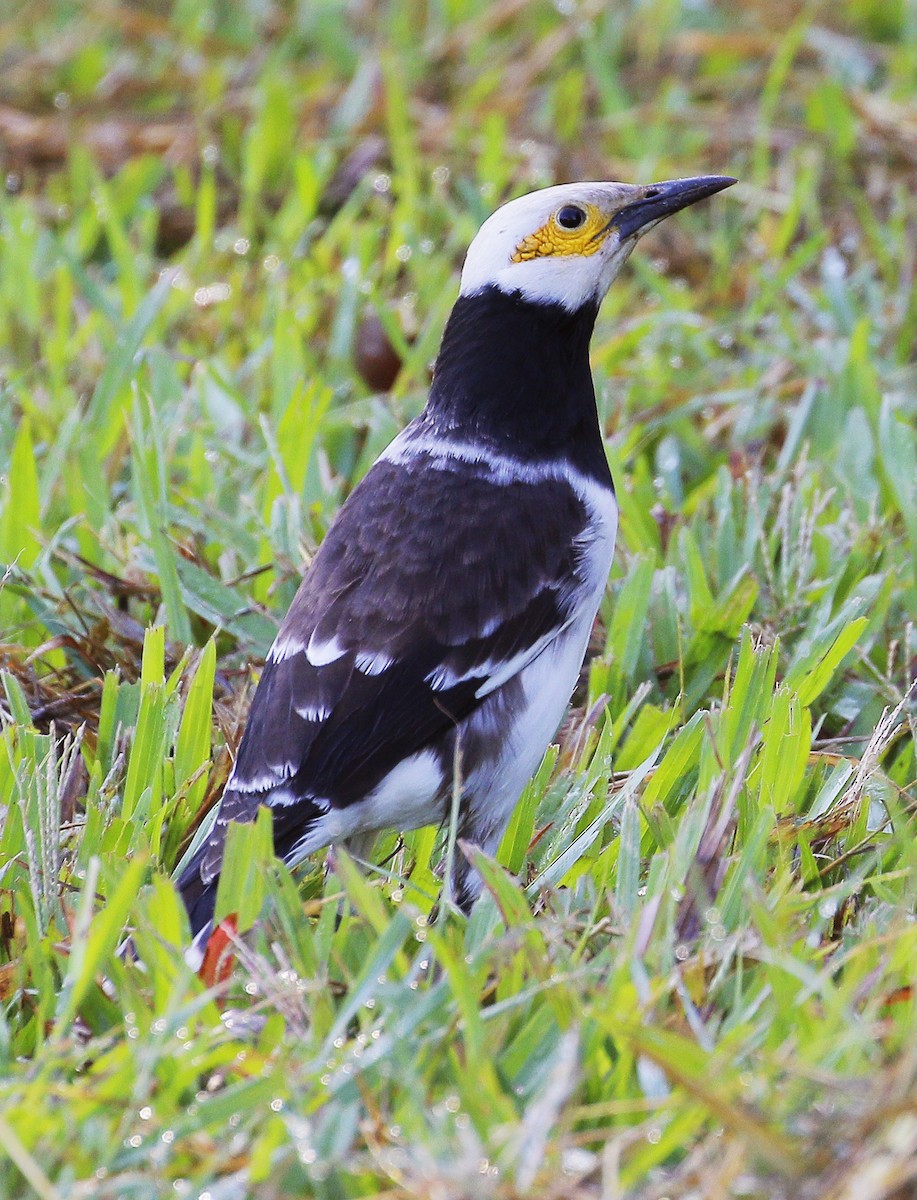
left=1, top=0, right=917, bottom=1195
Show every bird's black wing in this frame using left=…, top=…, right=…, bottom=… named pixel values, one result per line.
left=184, top=448, right=597, bottom=898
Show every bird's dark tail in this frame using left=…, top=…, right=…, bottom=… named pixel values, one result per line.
left=177, top=847, right=220, bottom=969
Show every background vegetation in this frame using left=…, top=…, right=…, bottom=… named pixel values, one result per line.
left=1, top=0, right=916, bottom=1195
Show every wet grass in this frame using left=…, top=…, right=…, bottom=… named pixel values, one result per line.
left=1, top=1, right=917, bottom=1196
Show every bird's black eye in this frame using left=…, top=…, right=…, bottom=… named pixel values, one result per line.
left=556, top=204, right=587, bottom=230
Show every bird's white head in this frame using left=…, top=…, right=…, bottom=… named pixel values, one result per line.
left=460, top=176, right=736, bottom=312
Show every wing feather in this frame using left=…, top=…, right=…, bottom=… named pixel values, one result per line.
left=184, top=448, right=602, bottom=892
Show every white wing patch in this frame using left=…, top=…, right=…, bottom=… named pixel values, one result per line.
left=306, top=631, right=347, bottom=666
left=268, top=632, right=305, bottom=663
left=355, top=650, right=394, bottom=676
left=426, top=662, right=484, bottom=692
left=425, top=626, right=575, bottom=698
left=474, top=627, right=570, bottom=698
left=294, top=702, right=332, bottom=722
left=229, top=764, right=296, bottom=793
left=267, top=787, right=331, bottom=812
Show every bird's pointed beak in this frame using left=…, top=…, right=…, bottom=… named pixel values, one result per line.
left=610, top=175, right=736, bottom=240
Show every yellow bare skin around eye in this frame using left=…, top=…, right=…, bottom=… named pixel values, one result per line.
left=511, top=204, right=610, bottom=262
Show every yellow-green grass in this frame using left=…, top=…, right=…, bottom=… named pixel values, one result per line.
left=1, top=1, right=916, bottom=1196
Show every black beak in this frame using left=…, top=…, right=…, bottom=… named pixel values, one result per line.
left=611, top=175, right=736, bottom=239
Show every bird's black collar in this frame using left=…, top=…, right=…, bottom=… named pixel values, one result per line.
left=423, top=285, right=612, bottom=488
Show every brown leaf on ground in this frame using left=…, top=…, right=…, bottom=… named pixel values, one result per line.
left=354, top=309, right=403, bottom=392
left=0, top=103, right=195, bottom=172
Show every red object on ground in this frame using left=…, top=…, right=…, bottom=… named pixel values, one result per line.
left=198, top=915, right=238, bottom=989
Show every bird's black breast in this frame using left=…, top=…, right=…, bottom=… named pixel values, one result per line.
left=425, top=286, right=612, bottom=486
